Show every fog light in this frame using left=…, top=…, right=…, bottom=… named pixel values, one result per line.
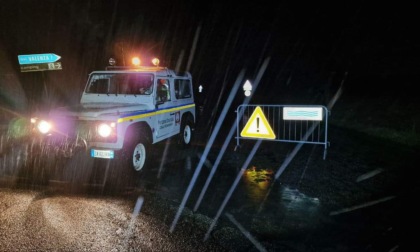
left=37, top=120, right=52, bottom=134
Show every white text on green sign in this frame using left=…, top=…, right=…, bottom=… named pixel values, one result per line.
left=18, top=53, right=61, bottom=65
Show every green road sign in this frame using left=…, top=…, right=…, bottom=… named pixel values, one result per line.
left=20, top=62, right=62, bottom=72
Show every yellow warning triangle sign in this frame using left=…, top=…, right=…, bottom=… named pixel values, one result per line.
left=240, top=106, right=276, bottom=139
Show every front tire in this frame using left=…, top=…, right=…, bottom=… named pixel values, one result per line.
left=124, top=135, right=150, bottom=172
left=131, top=141, right=147, bottom=172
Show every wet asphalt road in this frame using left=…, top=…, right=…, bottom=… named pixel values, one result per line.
left=0, top=125, right=419, bottom=251
left=0, top=187, right=232, bottom=252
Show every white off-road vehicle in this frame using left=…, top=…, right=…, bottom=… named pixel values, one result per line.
left=31, top=57, right=195, bottom=172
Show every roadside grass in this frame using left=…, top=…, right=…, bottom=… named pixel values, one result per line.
left=330, top=121, right=420, bottom=147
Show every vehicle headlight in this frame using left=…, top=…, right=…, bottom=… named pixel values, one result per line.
left=97, top=123, right=114, bottom=138
left=37, top=120, right=52, bottom=134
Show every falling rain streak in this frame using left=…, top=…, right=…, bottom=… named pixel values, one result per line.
left=169, top=69, right=244, bottom=233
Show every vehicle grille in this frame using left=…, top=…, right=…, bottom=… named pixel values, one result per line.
left=52, top=117, right=116, bottom=143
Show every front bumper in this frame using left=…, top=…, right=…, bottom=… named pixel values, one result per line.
left=30, top=134, right=89, bottom=158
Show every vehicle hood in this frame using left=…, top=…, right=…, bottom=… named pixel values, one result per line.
left=48, top=103, right=152, bottom=119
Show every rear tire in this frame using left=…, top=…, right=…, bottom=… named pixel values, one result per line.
left=179, top=116, right=194, bottom=148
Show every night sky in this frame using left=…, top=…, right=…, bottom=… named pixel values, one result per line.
left=0, top=1, right=419, bottom=121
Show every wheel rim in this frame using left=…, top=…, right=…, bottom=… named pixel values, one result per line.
left=132, top=143, right=146, bottom=171
left=183, top=125, right=191, bottom=144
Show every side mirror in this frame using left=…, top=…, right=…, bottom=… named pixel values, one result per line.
left=155, top=98, right=164, bottom=109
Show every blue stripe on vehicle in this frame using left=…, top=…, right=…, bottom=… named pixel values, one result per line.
left=117, top=103, right=195, bottom=123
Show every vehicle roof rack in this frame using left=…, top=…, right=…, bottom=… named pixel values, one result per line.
left=105, top=66, right=167, bottom=71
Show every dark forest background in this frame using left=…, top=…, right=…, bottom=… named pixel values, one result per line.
left=0, top=1, right=419, bottom=144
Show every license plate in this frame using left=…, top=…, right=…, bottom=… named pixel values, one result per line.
left=91, top=149, right=114, bottom=159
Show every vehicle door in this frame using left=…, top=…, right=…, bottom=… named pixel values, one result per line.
left=173, top=78, right=193, bottom=133
left=154, top=78, right=177, bottom=140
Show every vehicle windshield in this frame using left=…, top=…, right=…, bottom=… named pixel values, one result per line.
left=86, top=73, right=154, bottom=95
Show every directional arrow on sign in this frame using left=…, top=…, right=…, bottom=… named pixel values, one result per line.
left=18, top=53, right=61, bottom=65
left=20, top=62, right=62, bottom=72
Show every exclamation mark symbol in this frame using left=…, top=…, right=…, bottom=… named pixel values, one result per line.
left=256, top=117, right=260, bottom=132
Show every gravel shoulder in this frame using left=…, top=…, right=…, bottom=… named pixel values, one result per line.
left=0, top=187, right=243, bottom=252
